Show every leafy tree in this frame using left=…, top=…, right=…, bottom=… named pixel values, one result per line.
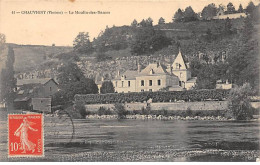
left=183, top=6, right=198, bottom=22
left=227, top=2, right=236, bottom=14
left=130, top=27, right=171, bottom=55
left=131, top=19, right=138, bottom=27
left=246, top=1, right=256, bottom=14
left=114, top=103, right=128, bottom=119
left=173, top=8, right=184, bottom=22
left=195, top=64, right=217, bottom=89
left=237, top=4, right=244, bottom=13
left=73, top=32, right=93, bottom=54
left=146, top=17, right=153, bottom=27
left=100, top=81, right=115, bottom=94
left=224, top=17, right=232, bottom=35
left=0, top=46, right=16, bottom=106
left=227, top=83, right=254, bottom=120
left=201, top=3, right=217, bottom=20
left=158, top=17, right=165, bottom=25
left=55, top=62, right=98, bottom=104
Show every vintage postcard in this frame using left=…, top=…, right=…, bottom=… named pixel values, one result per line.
left=0, top=0, right=259, bottom=162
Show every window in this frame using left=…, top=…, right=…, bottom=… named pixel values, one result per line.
left=176, top=63, right=179, bottom=69
left=158, top=80, right=161, bottom=86
left=179, top=81, right=182, bottom=86
left=141, top=89, right=144, bottom=92
left=128, top=81, right=131, bottom=87
left=149, top=89, right=152, bottom=92
left=115, top=81, right=118, bottom=87
left=121, top=81, right=124, bottom=87
left=50, top=87, right=52, bottom=91
left=180, top=72, right=182, bottom=78
left=141, top=80, right=144, bottom=86
left=149, top=80, right=152, bottom=86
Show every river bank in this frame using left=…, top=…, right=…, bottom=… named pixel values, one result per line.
left=85, top=114, right=231, bottom=120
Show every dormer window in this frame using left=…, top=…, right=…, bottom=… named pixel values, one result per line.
left=176, top=63, right=180, bottom=69
left=149, top=69, right=154, bottom=75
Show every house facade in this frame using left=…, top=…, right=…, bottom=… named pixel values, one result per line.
left=111, top=50, right=196, bottom=93
left=14, top=78, right=59, bottom=110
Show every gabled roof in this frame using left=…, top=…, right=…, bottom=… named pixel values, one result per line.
left=114, top=70, right=139, bottom=80
left=138, top=63, right=168, bottom=76
left=171, top=50, right=187, bottom=70
left=17, top=78, right=58, bottom=86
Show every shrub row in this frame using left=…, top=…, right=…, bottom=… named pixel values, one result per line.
left=75, top=89, right=230, bottom=104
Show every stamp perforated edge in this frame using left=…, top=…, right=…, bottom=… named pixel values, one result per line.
left=7, top=113, right=45, bottom=158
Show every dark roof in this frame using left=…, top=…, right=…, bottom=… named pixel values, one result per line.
left=17, top=78, right=58, bottom=86
left=114, top=70, right=139, bottom=80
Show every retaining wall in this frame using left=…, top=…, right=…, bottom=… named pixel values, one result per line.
left=84, top=101, right=229, bottom=112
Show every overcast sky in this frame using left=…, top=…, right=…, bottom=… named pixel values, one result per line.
left=0, top=0, right=258, bottom=46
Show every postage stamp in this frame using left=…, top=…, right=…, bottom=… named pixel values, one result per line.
left=8, top=114, right=44, bottom=157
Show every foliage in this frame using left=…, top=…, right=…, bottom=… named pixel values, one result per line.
left=100, top=81, right=115, bottom=94
left=74, top=103, right=88, bottom=118
left=56, top=62, right=98, bottom=104
left=158, top=17, right=165, bottom=25
left=73, top=32, right=93, bottom=54
left=237, top=4, right=244, bottom=13
left=97, top=107, right=113, bottom=116
left=130, top=27, right=171, bottom=55
left=201, top=3, right=217, bottom=20
left=95, top=52, right=112, bottom=62
left=183, top=6, right=198, bottom=22
left=114, top=103, right=128, bottom=119
left=75, top=89, right=230, bottom=104
left=0, top=46, right=16, bottom=105
left=227, top=83, right=254, bottom=120
left=0, top=33, right=6, bottom=49
left=173, top=8, right=184, bottom=22
left=131, top=19, right=138, bottom=27
left=226, top=2, right=236, bottom=14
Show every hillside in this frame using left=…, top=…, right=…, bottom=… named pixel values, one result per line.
left=9, top=44, right=72, bottom=73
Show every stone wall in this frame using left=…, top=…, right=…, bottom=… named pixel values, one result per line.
left=84, top=101, right=229, bottom=112
left=84, top=101, right=260, bottom=112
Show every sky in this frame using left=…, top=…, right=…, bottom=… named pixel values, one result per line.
left=0, top=0, right=259, bottom=46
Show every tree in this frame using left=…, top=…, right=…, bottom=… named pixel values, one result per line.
left=0, top=46, right=16, bottom=106
left=146, top=17, right=153, bottom=27
left=55, top=62, right=98, bottom=103
left=201, top=3, right=217, bottom=20
left=158, top=17, right=165, bottom=25
left=246, top=1, right=256, bottom=14
left=173, top=8, right=184, bottom=22
left=100, top=81, right=115, bottom=94
left=131, top=19, right=138, bottom=27
left=73, top=32, right=93, bottom=54
left=227, top=2, right=236, bottom=14
left=237, top=4, right=244, bottom=13
left=224, top=17, right=232, bottom=35
left=130, top=27, right=171, bottom=55
left=183, top=6, right=198, bottom=22
left=227, top=83, right=254, bottom=120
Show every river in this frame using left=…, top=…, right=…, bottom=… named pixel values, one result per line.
left=0, top=110, right=259, bottom=161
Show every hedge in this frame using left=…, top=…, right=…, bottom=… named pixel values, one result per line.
left=74, top=89, right=230, bottom=104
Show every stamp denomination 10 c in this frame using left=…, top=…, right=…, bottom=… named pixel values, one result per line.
left=8, top=114, right=44, bottom=157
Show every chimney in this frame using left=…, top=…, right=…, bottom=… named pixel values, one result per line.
left=117, top=70, right=120, bottom=77
left=138, top=64, right=141, bottom=73
left=101, top=77, right=104, bottom=82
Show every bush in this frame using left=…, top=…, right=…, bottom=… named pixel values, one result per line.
left=74, top=103, right=88, bottom=118
left=98, top=107, right=113, bottom=116
left=75, top=89, right=229, bottom=104
left=141, top=104, right=151, bottom=116
left=114, top=103, right=128, bottom=119
left=227, top=83, right=254, bottom=120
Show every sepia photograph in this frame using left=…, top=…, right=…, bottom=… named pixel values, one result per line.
left=0, top=0, right=259, bottom=162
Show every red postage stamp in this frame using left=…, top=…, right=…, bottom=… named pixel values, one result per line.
left=8, top=114, right=44, bottom=157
